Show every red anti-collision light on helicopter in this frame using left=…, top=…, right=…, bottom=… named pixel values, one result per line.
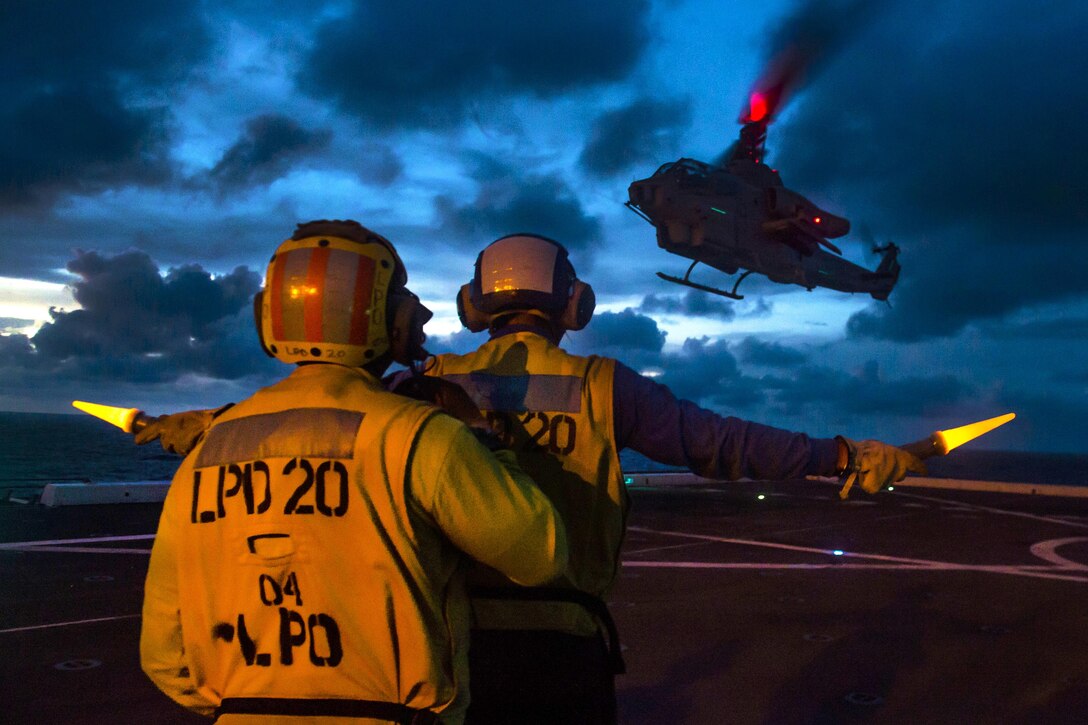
left=748, top=92, right=768, bottom=123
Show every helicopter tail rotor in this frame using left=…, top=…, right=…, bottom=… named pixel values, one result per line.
left=866, top=243, right=900, bottom=301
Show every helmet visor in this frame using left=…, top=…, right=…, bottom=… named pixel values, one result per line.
left=262, top=234, right=397, bottom=364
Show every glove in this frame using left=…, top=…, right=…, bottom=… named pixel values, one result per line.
left=391, top=375, right=485, bottom=426
left=837, top=436, right=927, bottom=498
left=391, top=374, right=509, bottom=450
left=134, top=407, right=223, bottom=456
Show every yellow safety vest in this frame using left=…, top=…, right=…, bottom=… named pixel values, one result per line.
left=430, top=332, right=628, bottom=637
left=143, top=365, right=475, bottom=722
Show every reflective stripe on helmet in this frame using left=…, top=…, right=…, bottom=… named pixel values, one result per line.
left=303, top=246, right=330, bottom=342
left=318, top=247, right=375, bottom=345
left=348, top=252, right=376, bottom=345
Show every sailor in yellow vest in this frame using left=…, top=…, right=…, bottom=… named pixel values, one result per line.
left=139, top=220, right=567, bottom=724
left=427, top=233, right=924, bottom=724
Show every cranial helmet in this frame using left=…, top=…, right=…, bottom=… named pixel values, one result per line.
left=256, top=220, right=431, bottom=367
left=457, top=233, right=595, bottom=333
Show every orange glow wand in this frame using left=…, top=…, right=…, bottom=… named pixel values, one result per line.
left=72, top=400, right=157, bottom=434
left=838, top=413, right=1016, bottom=499
left=899, top=413, right=1016, bottom=461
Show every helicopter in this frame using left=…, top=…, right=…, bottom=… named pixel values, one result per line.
left=625, top=93, right=900, bottom=301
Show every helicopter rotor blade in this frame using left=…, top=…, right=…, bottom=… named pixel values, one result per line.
left=740, top=46, right=805, bottom=125
left=858, top=223, right=880, bottom=264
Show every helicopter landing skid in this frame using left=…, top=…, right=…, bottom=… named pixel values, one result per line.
left=657, top=262, right=752, bottom=300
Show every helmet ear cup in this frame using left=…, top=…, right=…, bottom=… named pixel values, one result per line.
left=457, top=282, right=490, bottom=332
left=560, top=280, right=595, bottom=331
left=253, top=291, right=274, bottom=358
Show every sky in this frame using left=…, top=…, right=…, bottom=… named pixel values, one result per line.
left=2, top=0, right=1086, bottom=453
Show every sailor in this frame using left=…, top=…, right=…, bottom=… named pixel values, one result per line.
left=139, top=221, right=567, bottom=724
left=423, top=232, right=924, bottom=724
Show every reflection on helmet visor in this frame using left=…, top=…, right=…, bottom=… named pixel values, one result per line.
left=481, top=236, right=560, bottom=294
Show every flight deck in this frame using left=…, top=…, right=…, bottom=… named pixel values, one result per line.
left=3, top=476, right=1087, bottom=724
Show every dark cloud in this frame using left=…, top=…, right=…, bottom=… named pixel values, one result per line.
left=28, top=249, right=275, bottom=383
left=210, top=114, right=332, bottom=190
left=569, top=309, right=666, bottom=353
left=579, top=96, right=692, bottom=177
left=987, top=387, right=1087, bottom=454
left=358, top=145, right=405, bottom=187
left=734, top=337, right=808, bottom=367
left=435, top=158, right=601, bottom=253
left=846, top=244, right=1088, bottom=341
left=980, top=317, right=1088, bottom=341
left=0, top=88, right=170, bottom=205
left=657, top=337, right=762, bottom=409
left=748, top=0, right=880, bottom=121
left=0, top=0, right=210, bottom=206
left=762, top=360, right=972, bottom=418
left=301, top=0, right=650, bottom=127
left=0, top=333, right=34, bottom=366
left=767, top=0, right=1088, bottom=339
left=744, top=298, right=775, bottom=318
left=639, top=290, right=737, bottom=320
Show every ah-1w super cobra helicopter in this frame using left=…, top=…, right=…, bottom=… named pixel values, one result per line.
left=626, top=89, right=900, bottom=301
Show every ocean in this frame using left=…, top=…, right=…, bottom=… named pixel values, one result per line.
left=2, top=411, right=1087, bottom=494
left=0, top=412, right=181, bottom=490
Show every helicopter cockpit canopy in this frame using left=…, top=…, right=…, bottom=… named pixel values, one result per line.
left=653, top=158, right=711, bottom=177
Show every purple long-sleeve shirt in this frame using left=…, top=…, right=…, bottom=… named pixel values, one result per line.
left=611, top=360, right=839, bottom=480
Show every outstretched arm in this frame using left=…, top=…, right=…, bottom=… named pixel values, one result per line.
left=612, top=362, right=922, bottom=492
left=134, top=405, right=234, bottom=456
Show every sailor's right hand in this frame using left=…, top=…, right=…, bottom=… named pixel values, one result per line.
left=134, top=408, right=217, bottom=456
left=392, top=375, right=485, bottom=427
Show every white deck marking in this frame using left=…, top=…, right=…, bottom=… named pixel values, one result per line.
left=0, top=614, right=141, bottom=635
left=626, top=526, right=1088, bottom=584
left=890, top=491, right=1088, bottom=530
left=622, top=561, right=1088, bottom=584
left=627, top=526, right=955, bottom=567
left=0, top=534, right=155, bottom=550
left=1029, top=538, right=1088, bottom=569
left=625, top=541, right=716, bottom=556
left=15, top=546, right=151, bottom=555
